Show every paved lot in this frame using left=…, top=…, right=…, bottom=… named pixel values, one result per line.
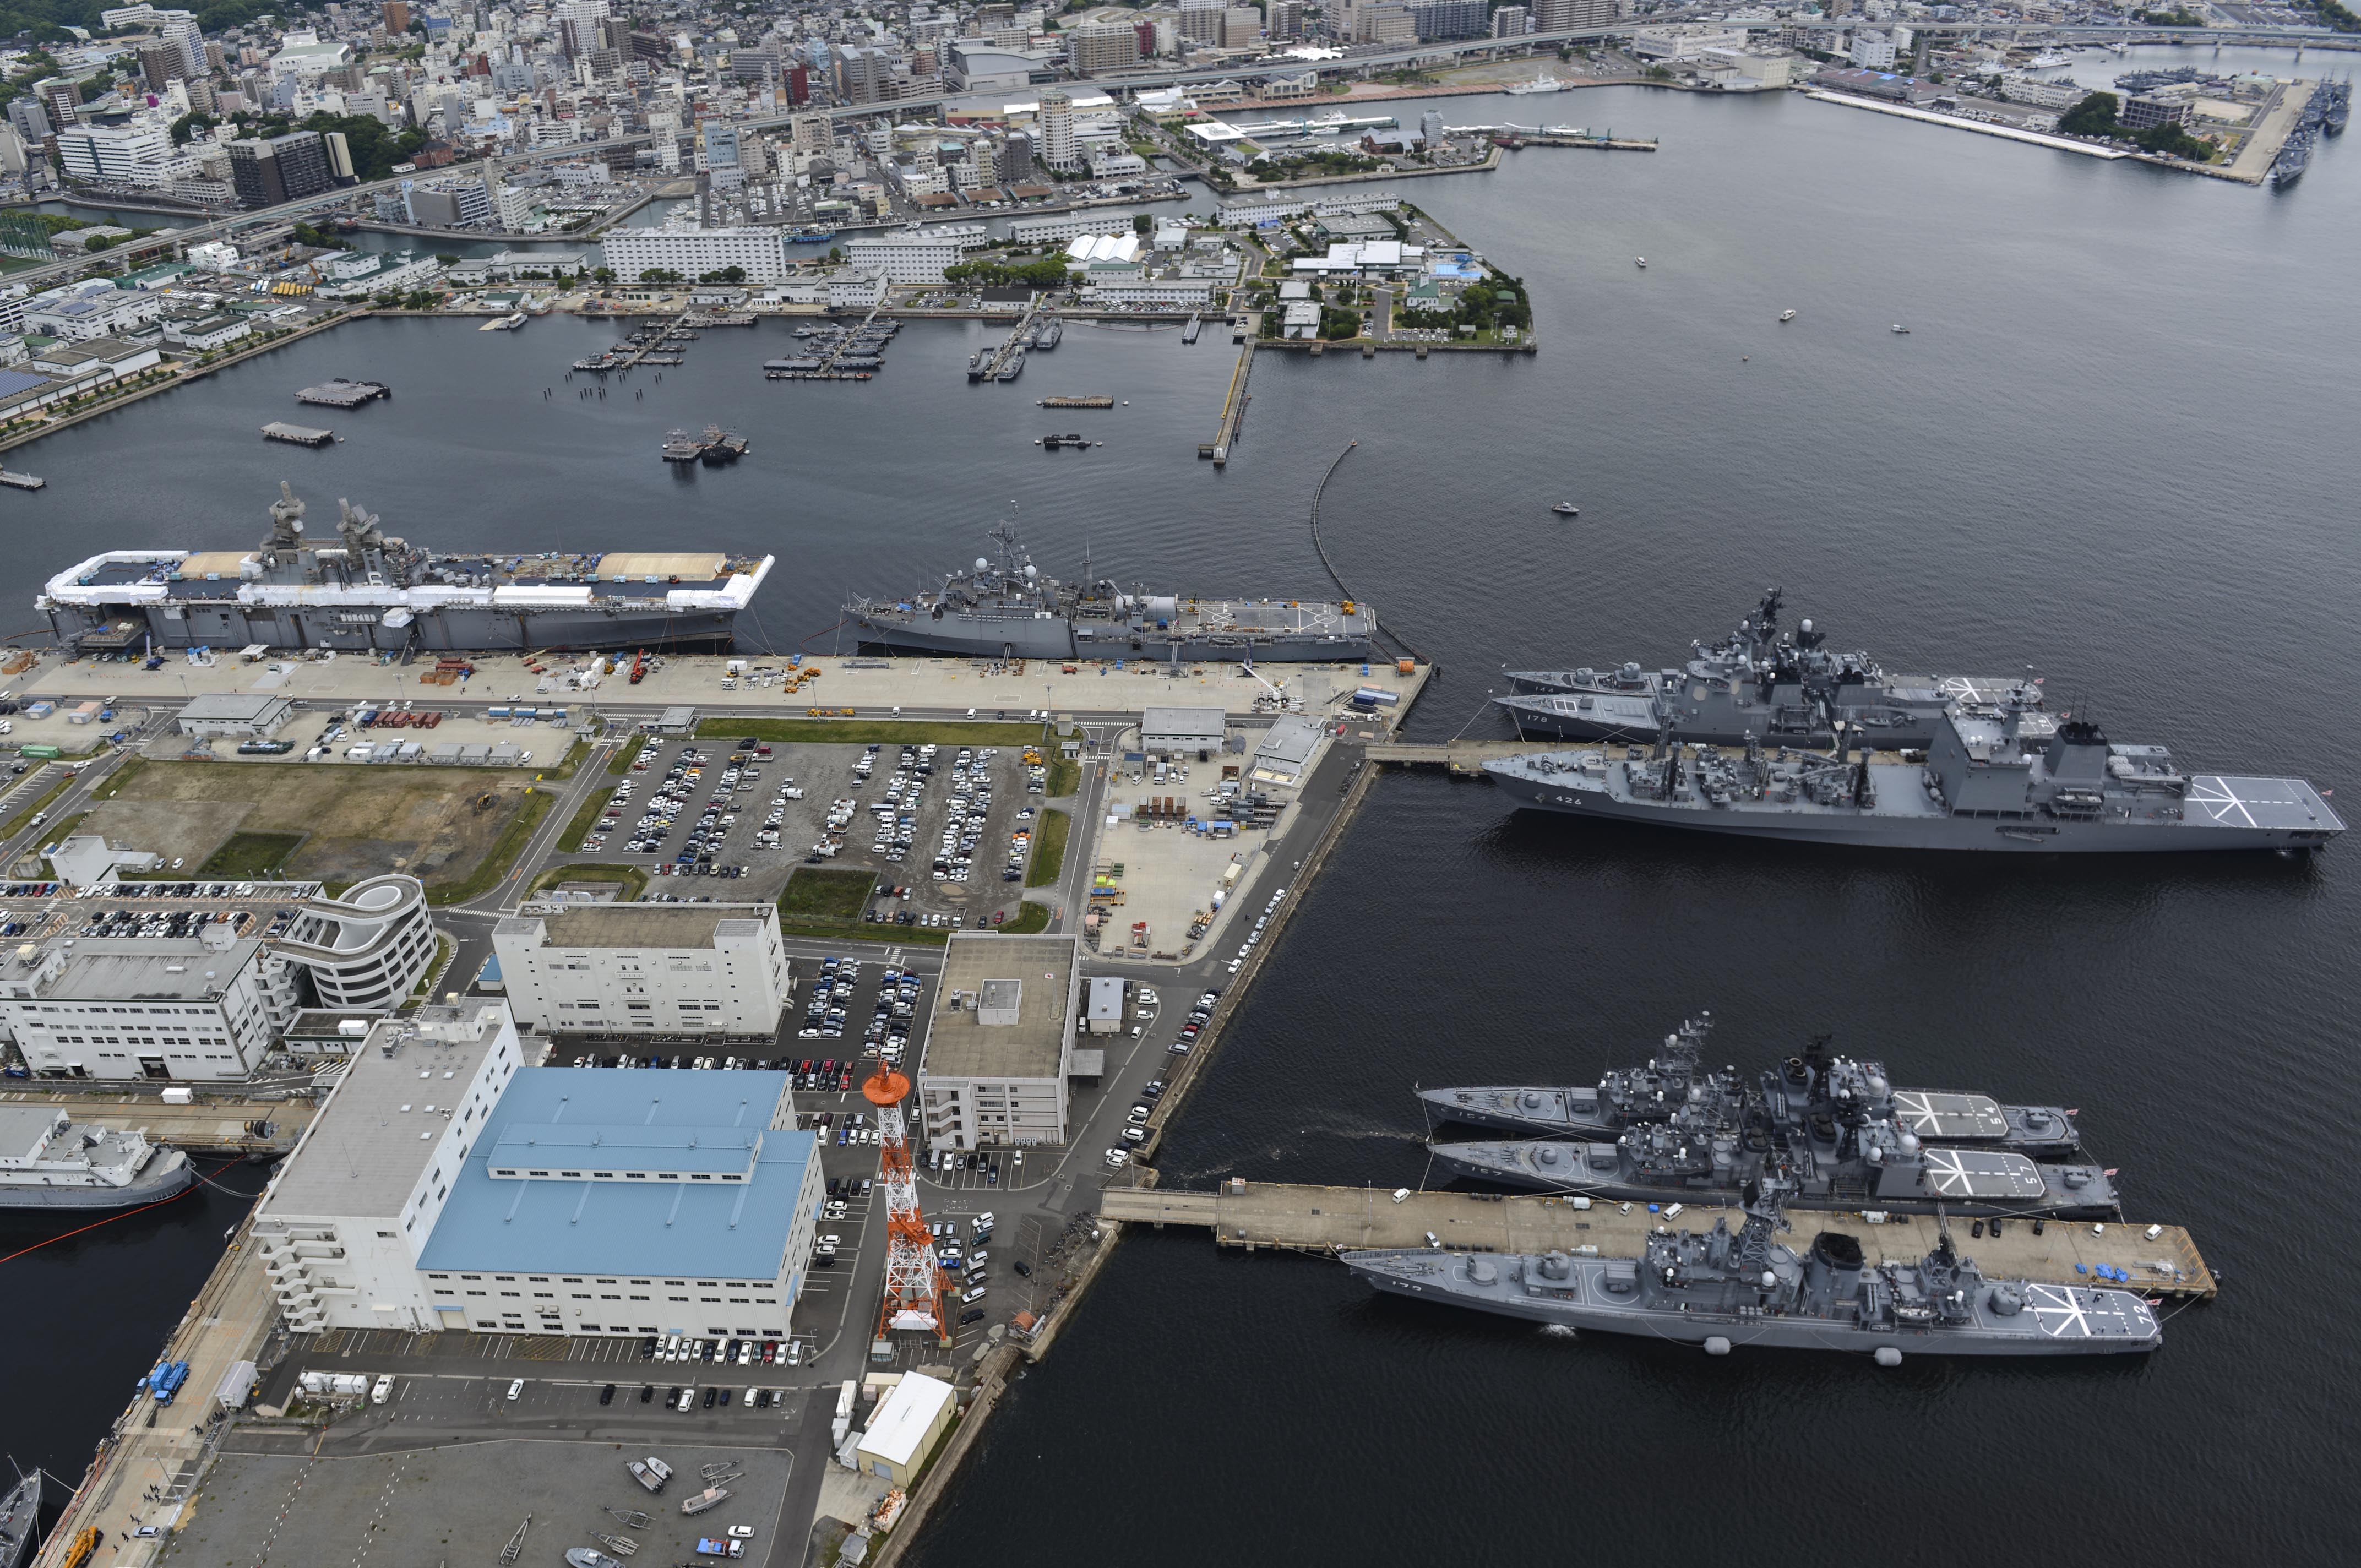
left=170, top=1437, right=803, bottom=1568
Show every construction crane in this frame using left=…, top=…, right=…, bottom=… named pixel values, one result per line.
left=864, top=1058, right=950, bottom=1348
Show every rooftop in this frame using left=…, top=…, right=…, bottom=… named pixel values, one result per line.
left=500, top=903, right=772, bottom=950
left=417, top=1068, right=810, bottom=1281
left=858, top=1371, right=955, bottom=1467
left=262, top=1006, right=513, bottom=1221
left=922, top=934, right=1078, bottom=1083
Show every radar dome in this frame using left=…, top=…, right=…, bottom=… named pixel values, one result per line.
left=1025, top=565, right=1037, bottom=580
left=1800, top=618, right=1814, bottom=633
left=976, top=556, right=990, bottom=572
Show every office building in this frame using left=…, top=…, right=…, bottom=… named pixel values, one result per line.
left=1534, top=0, right=1620, bottom=30
left=916, top=934, right=1082, bottom=1151
left=602, top=222, right=790, bottom=283
left=995, top=131, right=1035, bottom=186
left=1492, top=6, right=1532, bottom=36
left=1410, top=0, right=1490, bottom=40
left=492, top=903, right=790, bottom=1038
left=253, top=1004, right=823, bottom=1338
left=1067, top=23, right=1143, bottom=74
left=227, top=130, right=333, bottom=208
left=55, top=118, right=175, bottom=186
left=845, top=230, right=969, bottom=283
left=1035, top=88, right=1078, bottom=173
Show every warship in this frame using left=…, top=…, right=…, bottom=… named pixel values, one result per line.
left=1, top=1467, right=39, bottom=1568
left=1342, top=1181, right=2162, bottom=1359
left=1486, top=696, right=2343, bottom=853
left=844, top=515, right=1376, bottom=662
left=1498, top=589, right=2041, bottom=747
left=1427, top=1036, right=2114, bottom=1218
left=0, top=1107, right=193, bottom=1211
left=1418, top=1015, right=2082, bottom=1157
left=41, top=484, right=773, bottom=655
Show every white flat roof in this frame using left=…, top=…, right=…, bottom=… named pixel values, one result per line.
left=858, top=1371, right=955, bottom=1467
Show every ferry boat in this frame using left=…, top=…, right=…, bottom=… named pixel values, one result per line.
left=1505, top=73, right=1570, bottom=96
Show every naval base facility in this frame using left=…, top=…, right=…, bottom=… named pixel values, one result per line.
left=39, top=484, right=773, bottom=656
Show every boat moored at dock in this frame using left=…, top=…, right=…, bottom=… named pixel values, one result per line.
left=0, top=1106, right=193, bottom=1211
left=41, top=483, right=772, bottom=654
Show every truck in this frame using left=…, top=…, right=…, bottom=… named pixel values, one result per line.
left=146, top=1360, right=191, bottom=1405
left=693, top=1542, right=743, bottom=1558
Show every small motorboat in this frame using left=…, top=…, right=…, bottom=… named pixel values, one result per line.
left=1635, top=257, right=1647, bottom=268
left=1890, top=324, right=1910, bottom=334
left=1780, top=309, right=1797, bottom=322
left=1552, top=502, right=1580, bottom=516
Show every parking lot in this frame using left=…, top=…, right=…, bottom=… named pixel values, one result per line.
left=568, top=735, right=1049, bottom=927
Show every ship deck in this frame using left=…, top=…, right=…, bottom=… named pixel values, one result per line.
left=1100, top=1181, right=2216, bottom=1299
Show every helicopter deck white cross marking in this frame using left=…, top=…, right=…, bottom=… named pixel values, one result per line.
left=2186, top=776, right=2261, bottom=827
left=2028, top=1283, right=2095, bottom=1338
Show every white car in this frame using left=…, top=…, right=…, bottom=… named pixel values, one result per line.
left=1103, top=1149, right=1129, bottom=1168
left=505, top=1379, right=524, bottom=1401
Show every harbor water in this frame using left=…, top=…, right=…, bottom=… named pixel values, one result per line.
left=6, top=63, right=2361, bottom=1557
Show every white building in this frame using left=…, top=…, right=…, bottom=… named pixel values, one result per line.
left=55, top=117, right=176, bottom=186
left=1035, top=86, right=1079, bottom=173
left=1849, top=30, right=1898, bottom=71
left=272, top=876, right=441, bottom=1012
left=1095, top=274, right=1223, bottom=306
left=601, top=222, right=790, bottom=282
left=252, top=1004, right=825, bottom=1339
left=492, top=902, right=791, bottom=1038
left=917, top=934, right=1082, bottom=1151
left=844, top=231, right=966, bottom=284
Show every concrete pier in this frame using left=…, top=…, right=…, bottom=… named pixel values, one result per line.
left=0, top=1089, right=312, bottom=1155
left=1100, top=1180, right=2216, bottom=1299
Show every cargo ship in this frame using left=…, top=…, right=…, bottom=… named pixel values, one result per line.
left=845, top=516, right=1375, bottom=662
left=40, top=484, right=773, bottom=655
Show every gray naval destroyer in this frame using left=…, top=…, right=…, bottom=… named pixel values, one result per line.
left=1343, top=1180, right=2162, bottom=1360
left=1497, top=589, right=2040, bottom=747
left=1487, top=695, right=2343, bottom=853
left=40, top=484, right=774, bottom=655
left=844, top=516, right=1375, bottom=663
left=1419, top=1014, right=2081, bottom=1156
left=1427, top=1032, right=2115, bottom=1219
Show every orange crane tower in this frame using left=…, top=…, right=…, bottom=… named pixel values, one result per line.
left=863, top=1059, right=950, bottom=1347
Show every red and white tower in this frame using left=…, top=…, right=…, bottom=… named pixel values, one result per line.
left=864, top=1060, right=950, bottom=1346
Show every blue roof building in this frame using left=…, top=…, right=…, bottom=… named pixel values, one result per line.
left=415, top=1066, right=823, bottom=1339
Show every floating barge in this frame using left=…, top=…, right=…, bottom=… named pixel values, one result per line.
left=261, top=422, right=337, bottom=447
left=0, top=470, right=45, bottom=491
left=1038, top=395, right=1115, bottom=409
left=294, top=379, right=391, bottom=407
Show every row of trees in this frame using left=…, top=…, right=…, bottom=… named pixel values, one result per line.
left=2059, top=91, right=2215, bottom=162
left=942, top=256, right=1074, bottom=289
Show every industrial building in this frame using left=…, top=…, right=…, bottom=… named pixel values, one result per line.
left=600, top=222, right=790, bottom=283
left=0, top=876, right=438, bottom=1079
left=1141, top=707, right=1227, bottom=756
left=175, top=693, right=293, bottom=738
left=254, top=1003, right=823, bottom=1338
left=916, top=934, right=1082, bottom=1151
left=856, top=1373, right=958, bottom=1484
left=1086, top=976, right=1125, bottom=1036
left=843, top=231, right=967, bottom=284
left=492, top=902, right=791, bottom=1038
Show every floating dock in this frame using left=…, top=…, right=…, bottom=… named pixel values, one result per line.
left=294, top=379, right=391, bottom=407
left=260, top=422, right=336, bottom=447
left=1038, top=395, right=1114, bottom=409
left=0, top=470, right=45, bottom=490
left=1101, top=1181, right=2217, bottom=1299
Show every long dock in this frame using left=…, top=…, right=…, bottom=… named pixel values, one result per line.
left=1366, top=738, right=1564, bottom=774
left=1100, top=1181, right=2217, bottom=1299
left=0, top=1089, right=313, bottom=1155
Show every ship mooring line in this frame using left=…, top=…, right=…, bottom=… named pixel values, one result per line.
left=1306, top=439, right=1437, bottom=673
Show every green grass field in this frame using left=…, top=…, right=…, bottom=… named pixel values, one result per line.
left=1024, top=808, right=1071, bottom=889
left=528, top=862, right=649, bottom=902
left=696, top=718, right=1046, bottom=748
left=779, top=867, right=878, bottom=922
left=197, top=831, right=308, bottom=879
left=608, top=735, right=650, bottom=775
left=999, top=902, right=1051, bottom=934
left=427, top=788, right=555, bottom=906
left=1045, top=756, right=1079, bottom=798
left=556, top=787, right=616, bottom=854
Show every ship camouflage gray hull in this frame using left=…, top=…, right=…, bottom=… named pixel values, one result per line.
left=846, top=515, right=1374, bottom=663
left=1487, top=698, right=2342, bottom=853
left=0, top=1107, right=194, bottom=1211
left=1418, top=1014, right=2081, bottom=1157
left=1344, top=1188, right=2161, bottom=1359
left=1499, top=589, right=2038, bottom=747
left=41, top=484, right=772, bottom=655
left=1, top=1470, right=39, bottom=1568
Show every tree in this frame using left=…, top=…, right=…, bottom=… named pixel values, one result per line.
left=1133, top=214, right=1153, bottom=235
left=169, top=112, right=217, bottom=146
left=2059, top=92, right=2121, bottom=139
left=435, top=253, right=460, bottom=267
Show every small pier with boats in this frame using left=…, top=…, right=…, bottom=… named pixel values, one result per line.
left=969, top=303, right=1052, bottom=384
left=1100, top=1180, right=2217, bottom=1300
left=765, top=308, right=897, bottom=382
left=260, top=422, right=337, bottom=447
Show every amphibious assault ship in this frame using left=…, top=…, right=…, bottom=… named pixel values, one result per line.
left=1497, top=589, right=2041, bottom=747
left=844, top=516, right=1375, bottom=663
left=0, top=1107, right=193, bottom=1211
left=1487, top=698, right=2343, bottom=853
left=1342, top=1182, right=2162, bottom=1359
left=1418, top=1015, right=2081, bottom=1157
left=40, top=484, right=774, bottom=655
left=1426, top=1035, right=2113, bottom=1218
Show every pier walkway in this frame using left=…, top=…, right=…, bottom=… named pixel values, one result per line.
left=1365, top=739, right=1563, bottom=774
left=0, top=1089, right=312, bottom=1155
left=1100, top=1181, right=2216, bottom=1299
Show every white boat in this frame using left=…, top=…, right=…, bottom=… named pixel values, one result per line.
left=1780, top=309, right=1797, bottom=322
left=1551, top=502, right=1580, bottom=516
left=1635, top=257, right=1646, bottom=269
left=1505, top=73, right=1569, bottom=96
left=2026, top=52, right=2074, bottom=70
left=1891, top=324, right=1910, bottom=334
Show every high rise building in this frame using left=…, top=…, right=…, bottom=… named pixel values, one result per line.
left=138, top=40, right=186, bottom=92
left=1491, top=6, right=1532, bottom=37
left=1035, top=87, right=1077, bottom=173
left=160, top=13, right=205, bottom=79
left=1533, top=0, right=1618, bottom=31
left=995, top=131, right=1035, bottom=186
left=1222, top=7, right=1263, bottom=47
left=834, top=44, right=897, bottom=105
left=1269, top=1, right=1309, bottom=40
left=380, top=1, right=411, bottom=34
left=1065, top=23, right=1142, bottom=74
left=1176, top=0, right=1225, bottom=44
left=226, top=129, right=331, bottom=208
left=8, top=97, right=52, bottom=143
left=1408, top=0, right=1488, bottom=40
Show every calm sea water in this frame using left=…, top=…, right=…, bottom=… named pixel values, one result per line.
left=8, top=57, right=2360, bottom=1556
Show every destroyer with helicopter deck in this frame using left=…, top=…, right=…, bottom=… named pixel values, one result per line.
left=1418, top=1014, right=2081, bottom=1157
left=1498, top=588, right=2042, bottom=747
left=844, top=513, right=1376, bottom=663
left=1425, top=1033, right=2114, bottom=1217
left=1342, top=1179, right=2162, bottom=1359
left=40, top=483, right=773, bottom=655
left=1486, top=689, right=2342, bottom=853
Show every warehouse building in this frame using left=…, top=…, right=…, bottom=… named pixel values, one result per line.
left=916, top=934, right=1081, bottom=1151
left=493, top=902, right=791, bottom=1038
left=1141, top=706, right=1226, bottom=756
left=857, top=1373, right=958, bottom=1484
left=254, top=1003, right=823, bottom=1338
left=1086, top=976, right=1125, bottom=1036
